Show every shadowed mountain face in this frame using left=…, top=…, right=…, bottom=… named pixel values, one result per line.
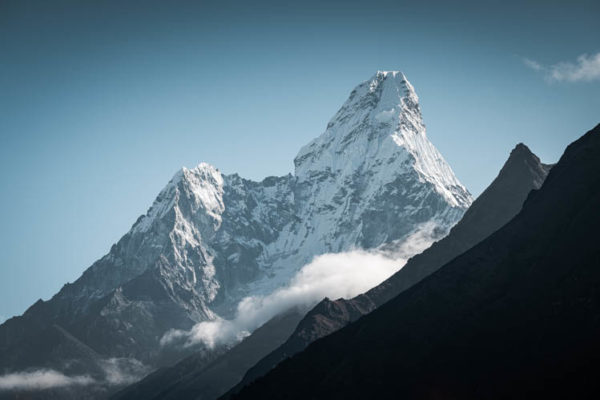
left=225, top=143, right=551, bottom=397
left=231, top=124, right=600, bottom=399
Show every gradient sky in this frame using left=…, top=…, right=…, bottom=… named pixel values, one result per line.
left=1, top=0, right=599, bottom=321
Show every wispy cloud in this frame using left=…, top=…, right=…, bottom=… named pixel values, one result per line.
left=99, top=357, right=150, bottom=386
left=161, top=223, right=439, bottom=349
left=0, top=358, right=149, bottom=392
left=523, top=58, right=543, bottom=71
left=0, top=370, right=94, bottom=391
left=523, top=52, right=600, bottom=82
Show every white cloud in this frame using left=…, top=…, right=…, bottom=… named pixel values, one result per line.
left=523, top=58, right=543, bottom=71
left=523, top=52, right=600, bottom=82
left=0, top=370, right=94, bottom=391
left=161, top=223, right=439, bottom=349
left=549, top=53, right=600, bottom=82
left=99, top=357, right=150, bottom=386
left=0, top=358, right=149, bottom=392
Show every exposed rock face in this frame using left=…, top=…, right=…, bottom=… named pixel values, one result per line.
left=0, top=71, right=470, bottom=398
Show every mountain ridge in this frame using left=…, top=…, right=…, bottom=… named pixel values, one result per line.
left=0, top=71, right=471, bottom=398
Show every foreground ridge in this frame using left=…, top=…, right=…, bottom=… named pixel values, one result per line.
left=232, top=124, right=600, bottom=399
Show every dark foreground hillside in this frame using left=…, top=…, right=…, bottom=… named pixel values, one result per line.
left=227, top=143, right=551, bottom=397
left=232, top=124, right=600, bottom=399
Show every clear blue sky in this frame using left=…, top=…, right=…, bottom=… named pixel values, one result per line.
left=1, top=0, right=598, bottom=321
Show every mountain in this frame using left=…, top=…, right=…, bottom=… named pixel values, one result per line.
left=225, top=142, right=551, bottom=396
left=114, top=143, right=549, bottom=400
left=231, top=124, right=600, bottom=399
left=0, top=71, right=471, bottom=398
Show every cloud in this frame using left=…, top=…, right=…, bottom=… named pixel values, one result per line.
left=523, top=58, right=543, bottom=71
left=161, top=223, right=440, bottom=349
left=523, top=52, right=600, bottom=82
left=0, top=370, right=94, bottom=391
left=99, top=357, right=150, bottom=386
left=0, top=358, right=149, bottom=392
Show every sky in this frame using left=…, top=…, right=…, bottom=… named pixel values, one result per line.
left=0, top=0, right=598, bottom=322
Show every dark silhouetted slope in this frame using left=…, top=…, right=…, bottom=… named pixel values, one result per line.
left=227, top=142, right=550, bottom=397
left=232, top=124, right=600, bottom=399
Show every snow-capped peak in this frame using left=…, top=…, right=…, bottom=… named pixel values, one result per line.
left=294, top=71, right=471, bottom=209
left=132, top=163, right=224, bottom=234
left=373, top=70, right=419, bottom=105
left=11, top=71, right=474, bottom=378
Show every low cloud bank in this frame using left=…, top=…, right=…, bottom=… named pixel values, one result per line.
left=0, top=370, right=93, bottom=391
left=162, top=223, right=439, bottom=349
left=0, top=357, right=149, bottom=392
left=524, top=52, right=600, bottom=82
